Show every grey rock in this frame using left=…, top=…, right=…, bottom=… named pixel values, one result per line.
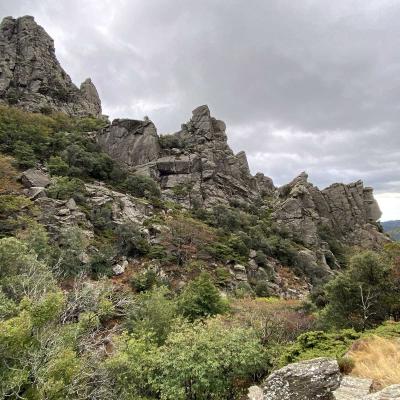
left=333, top=376, right=373, bottom=400
left=20, top=169, right=50, bottom=188
left=66, top=198, right=77, bottom=210
left=231, top=264, right=248, bottom=281
left=0, top=16, right=101, bottom=116
left=262, top=358, right=341, bottom=400
left=248, top=386, right=264, bottom=400
left=97, top=119, right=160, bottom=167
left=24, top=186, right=46, bottom=200
left=366, top=384, right=400, bottom=399
left=112, top=264, right=125, bottom=275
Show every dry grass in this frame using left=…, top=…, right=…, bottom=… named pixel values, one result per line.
left=348, top=335, right=400, bottom=387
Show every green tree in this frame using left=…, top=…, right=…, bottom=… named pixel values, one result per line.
left=321, top=251, right=392, bottom=330
left=125, top=287, right=177, bottom=345
left=178, top=273, right=228, bottom=320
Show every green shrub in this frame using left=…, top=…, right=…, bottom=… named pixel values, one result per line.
left=46, top=176, right=87, bottom=203
left=47, top=155, right=69, bottom=176
left=281, top=329, right=360, bottom=366
left=125, top=287, right=177, bottom=344
left=121, top=174, right=161, bottom=199
left=115, top=223, right=149, bottom=257
left=159, top=134, right=187, bottom=149
left=178, top=272, right=228, bottom=320
left=254, top=281, right=270, bottom=297
left=130, top=270, right=159, bottom=293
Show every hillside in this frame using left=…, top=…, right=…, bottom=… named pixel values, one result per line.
left=0, top=15, right=399, bottom=400
left=382, top=220, right=400, bottom=241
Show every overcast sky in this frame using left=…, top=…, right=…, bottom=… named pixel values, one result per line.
left=2, top=0, right=400, bottom=220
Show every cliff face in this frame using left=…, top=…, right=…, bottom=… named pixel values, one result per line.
left=98, top=105, right=274, bottom=208
left=0, top=14, right=389, bottom=277
left=96, top=105, right=388, bottom=255
left=274, top=172, right=388, bottom=250
left=0, top=16, right=101, bottom=116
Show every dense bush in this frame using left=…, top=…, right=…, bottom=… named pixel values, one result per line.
left=46, top=176, right=88, bottom=203
left=178, top=272, right=228, bottom=320
left=281, top=329, right=360, bottom=366
left=121, top=174, right=161, bottom=199
left=159, top=133, right=187, bottom=149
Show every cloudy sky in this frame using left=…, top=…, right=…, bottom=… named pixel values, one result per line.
left=2, top=0, right=400, bottom=220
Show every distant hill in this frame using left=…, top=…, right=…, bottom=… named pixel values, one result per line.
left=382, top=220, right=400, bottom=241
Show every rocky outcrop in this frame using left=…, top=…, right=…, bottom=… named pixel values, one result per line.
left=273, top=172, right=389, bottom=250
left=97, top=119, right=160, bottom=166
left=98, top=105, right=265, bottom=207
left=365, top=385, right=400, bottom=399
left=261, top=358, right=341, bottom=400
left=334, top=377, right=400, bottom=400
left=0, top=16, right=101, bottom=116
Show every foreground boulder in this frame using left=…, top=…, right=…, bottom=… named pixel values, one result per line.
left=262, top=358, right=341, bottom=400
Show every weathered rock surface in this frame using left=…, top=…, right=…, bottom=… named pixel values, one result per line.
left=96, top=103, right=388, bottom=278
left=98, top=105, right=265, bottom=207
left=273, top=172, right=389, bottom=250
left=262, top=358, right=341, bottom=400
left=97, top=119, right=160, bottom=166
left=334, top=377, right=400, bottom=400
left=333, top=376, right=373, bottom=400
left=20, top=168, right=50, bottom=188
left=366, top=384, right=400, bottom=399
left=0, top=16, right=101, bottom=116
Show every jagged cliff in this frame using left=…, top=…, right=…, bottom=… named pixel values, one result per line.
left=0, top=16, right=101, bottom=116
left=96, top=106, right=388, bottom=248
left=0, top=15, right=390, bottom=282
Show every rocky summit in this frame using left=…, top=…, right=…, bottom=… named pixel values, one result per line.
left=0, top=16, right=101, bottom=116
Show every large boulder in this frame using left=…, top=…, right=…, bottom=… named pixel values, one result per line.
left=262, top=358, right=341, bottom=400
left=333, top=376, right=373, bottom=400
left=0, top=16, right=101, bottom=116
left=20, top=169, right=50, bottom=188
left=97, top=119, right=160, bottom=167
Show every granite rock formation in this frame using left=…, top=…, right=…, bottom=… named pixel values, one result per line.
left=97, top=118, right=160, bottom=166
left=273, top=172, right=389, bottom=250
left=261, top=358, right=341, bottom=400
left=99, top=105, right=263, bottom=207
left=97, top=105, right=388, bottom=265
left=0, top=16, right=101, bottom=116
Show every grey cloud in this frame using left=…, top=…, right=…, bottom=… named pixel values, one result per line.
left=1, top=0, right=400, bottom=197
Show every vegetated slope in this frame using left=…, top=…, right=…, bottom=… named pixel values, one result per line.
left=382, top=220, right=400, bottom=241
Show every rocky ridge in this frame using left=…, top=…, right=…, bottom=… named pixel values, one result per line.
left=0, top=14, right=390, bottom=283
left=96, top=105, right=389, bottom=278
left=0, top=16, right=101, bottom=116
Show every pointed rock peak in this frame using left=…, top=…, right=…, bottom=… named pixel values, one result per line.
left=0, top=15, right=102, bottom=117
left=288, top=171, right=309, bottom=187
left=192, top=104, right=210, bottom=118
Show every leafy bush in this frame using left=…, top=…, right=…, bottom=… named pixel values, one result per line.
left=159, top=134, right=187, bottom=149
left=115, top=223, right=149, bottom=257
left=320, top=251, right=393, bottom=330
left=125, top=287, right=177, bottom=344
left=121, top=174, right=161, bottom=199
left=46, top=176, right=87, bottom=203
left=178, top=272, right=228, bottom=320
left=130, top=269, right=159, bottom=292
left=281, top=329, right=360, bottom=366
